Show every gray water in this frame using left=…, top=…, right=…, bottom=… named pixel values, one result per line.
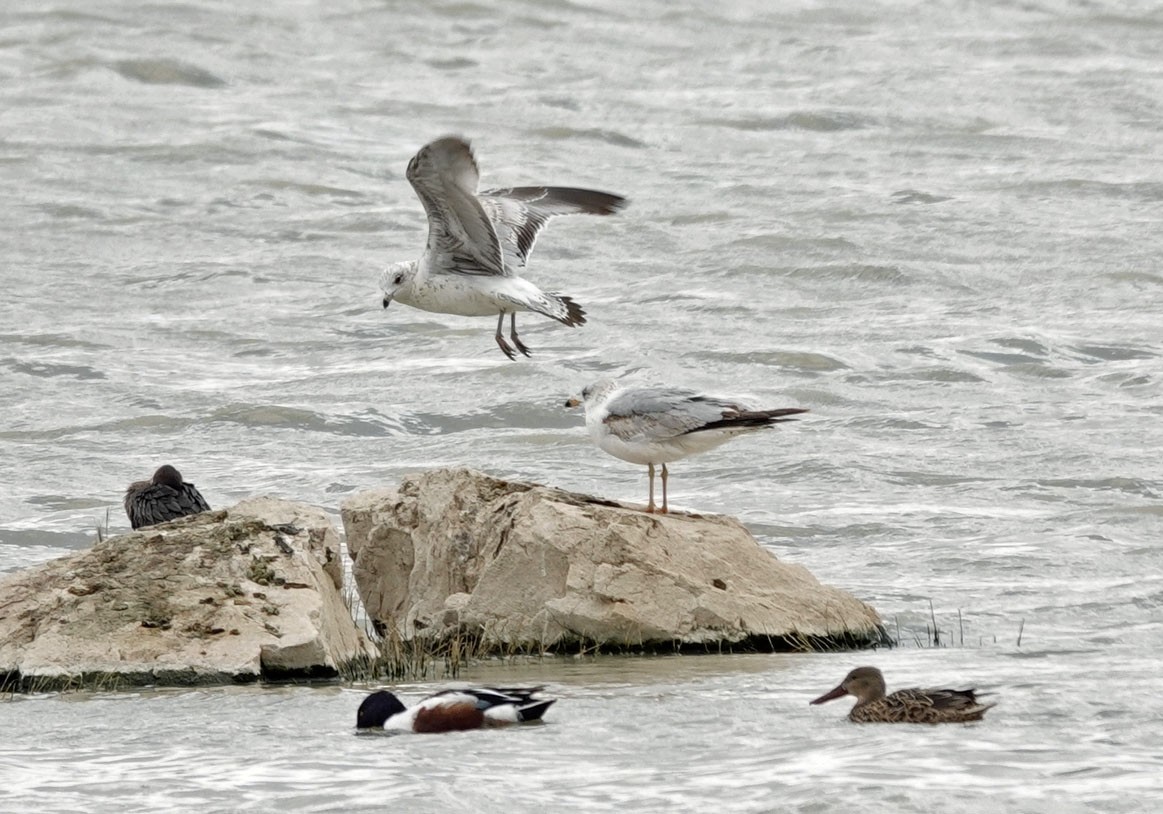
left=2, top=0, right=1162, bottom=811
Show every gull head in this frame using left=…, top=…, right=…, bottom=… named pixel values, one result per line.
left=379, top=261, right=416, bottom=308
left=565, top=378, right=619, bottom=410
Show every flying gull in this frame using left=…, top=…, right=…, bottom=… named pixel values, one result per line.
left=124, top=464, right=211, bottom=530
left=379, top=136, right=627, bottom=359
left=567, top=379, right=807, bottom=514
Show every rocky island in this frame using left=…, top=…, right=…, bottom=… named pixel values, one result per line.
left=1, top=469, right=886, bottom=692
left=0, top=497, right=375, bottom=691
left=342, top=468, right=887, bottom=654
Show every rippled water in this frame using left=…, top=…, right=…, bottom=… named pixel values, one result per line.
left=3, top=0, right=1163, bottom=811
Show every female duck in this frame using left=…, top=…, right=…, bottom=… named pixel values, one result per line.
left=810, top=666, right=994, bottom=724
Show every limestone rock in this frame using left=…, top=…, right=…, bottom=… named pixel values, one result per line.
left=342, top=468, right=885, bottom=653
left=0, top=497, right=376, bottom=691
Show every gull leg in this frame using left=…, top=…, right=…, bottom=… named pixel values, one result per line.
left=645, top=463, right=657, bottom=513
left=660, top=463, right=669, bottom=514
left=510, top=313, right=532, bottom=357
left=494, top=312, right=517, bottom=360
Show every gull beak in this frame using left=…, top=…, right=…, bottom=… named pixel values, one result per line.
left=381, top=295, right=392, bottom=310
left=564, top=396, right=581, bottom=408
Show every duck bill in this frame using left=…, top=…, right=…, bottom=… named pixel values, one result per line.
left=809, top=685, right=849, bottom=705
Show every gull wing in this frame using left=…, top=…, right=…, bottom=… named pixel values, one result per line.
left=406, top=137, right=506, bottom=277
left=601, top=388, right=803, bottom=444
left=601, top=388, right=734, bottom=444
left=479, top=186, right=627, bottom=271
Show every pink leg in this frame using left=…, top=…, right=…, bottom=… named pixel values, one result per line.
left=645, top=463, right=657, bottom=513
left=494, top=312, right=517, bottom=360
left=510, top=313, right=532, bottom=357
left=660, top=463, right=669, bottom=514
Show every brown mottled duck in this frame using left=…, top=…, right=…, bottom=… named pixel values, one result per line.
left=810, top=666, right=994, bottom=724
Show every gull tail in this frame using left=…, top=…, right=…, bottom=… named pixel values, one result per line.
left=531, top=293, right=586, bottom=327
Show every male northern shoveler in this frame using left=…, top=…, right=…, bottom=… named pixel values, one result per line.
left=809, top=666, right=994, bottom=724
left=356, top=687, right=556, bottom=734
left=124, top=464, right=211, bottom=530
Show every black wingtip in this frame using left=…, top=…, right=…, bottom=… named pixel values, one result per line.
left=757, top=407, right=810, bottom=423
left=552, top=188, right=627, bottom=216
left=583, top=191, right=628, bottom=216
left=696, top=407, right=809, bottom=433
left=607, top=194, right=629, bottom=214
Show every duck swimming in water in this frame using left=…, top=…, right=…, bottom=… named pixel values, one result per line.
left=356, top=687, right=556, bottom=733
left=810, top=666, right=994, bottom=724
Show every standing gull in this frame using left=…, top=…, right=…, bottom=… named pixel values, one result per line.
left=567, top=379, right=807, bottom=514
left=379, top=136, right=627, bottom=359
left=124, top=464, right=211, bottom=530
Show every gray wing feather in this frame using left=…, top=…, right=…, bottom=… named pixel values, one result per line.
left=603, top=388, right=739, bottom=443
left=406, top=139, right=626, bottom=279
left=480, top=186, right=627, bottom=271
left=406, top=137, right=506, bottom=277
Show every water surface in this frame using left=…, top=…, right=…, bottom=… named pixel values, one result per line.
left=3, top=0, right=1162, bottom=811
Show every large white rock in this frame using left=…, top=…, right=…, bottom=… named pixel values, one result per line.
left=0, top=497, right=376, bottom=690
left=342, top=468, right=885, bottom=652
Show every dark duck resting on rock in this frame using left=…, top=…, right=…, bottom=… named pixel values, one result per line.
left=356, top=687, right=556, bottom=734
left=810, top=666, right=995, bottom=724
left=379, top=136, right=627, bottom=360
left=123, top=464, right=211, bottom=530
